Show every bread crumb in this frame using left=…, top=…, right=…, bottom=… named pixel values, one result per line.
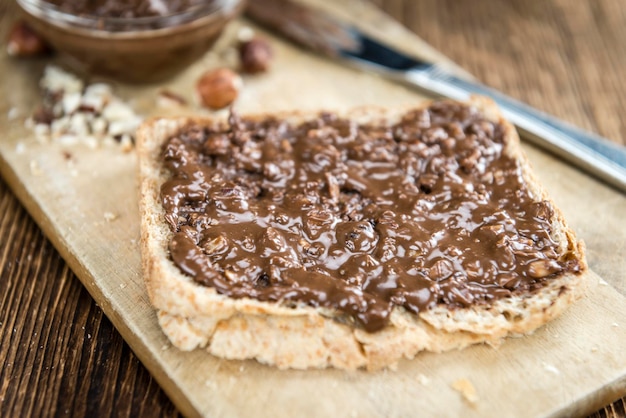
left=542, top=362, right=560, bottom=375
left=416, top=373, right=430, bottom=386
left=611, top=323, right=619, bottom=328
left=451, top=378, right=478, bottom=404
left=15, top=142, right=26, bottom=154
left=161, top=344, right=169, bottom=351
left=103, top=212, right=118, bottom=222
left=119, top=283, right=127, bottom=289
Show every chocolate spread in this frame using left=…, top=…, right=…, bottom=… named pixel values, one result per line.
left=43, top=0, right=207, bottom=19
left=160, top=102, right=582, bottom=332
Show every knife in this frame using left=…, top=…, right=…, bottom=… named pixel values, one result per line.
left=246, top=0, right=626, bottom=193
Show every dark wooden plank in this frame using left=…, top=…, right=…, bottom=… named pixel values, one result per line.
left=373, top=0, right=626, bottom=145
left=0, top=177, right=180, bottom=418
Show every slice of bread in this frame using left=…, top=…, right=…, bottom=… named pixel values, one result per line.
left=137, top=97, right=589, bottom=370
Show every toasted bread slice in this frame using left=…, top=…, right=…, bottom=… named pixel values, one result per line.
left=137, top=97, right=589, bottom=370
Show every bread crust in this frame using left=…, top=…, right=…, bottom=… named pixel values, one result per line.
left=137, top=97, right=590, bottom=370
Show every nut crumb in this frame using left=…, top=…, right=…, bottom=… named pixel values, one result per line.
left=103, top=212, right=118, bottom=222
left=29, top=66, right=141, bottom=150
left=161, top=344, right=169, bottom=351
left=8, top=108, right=20, bottom=120
left=451, top=378, right=478, bottom=404
left=542, top=362, right=560, bottom=375
left=611, top=323, right=619, bottom=328
left=7, top=21, right=49, bottom=57
left=591, top=346, right=598, bottom=352
left=158, top=90, right=187, bottom=107
left=120, top=134, right=133, bottom=152
left=29, top=159, right=42, bottom=176
left=237, top=26, right=255, bottom=42
left=416, top=373, right=430, bottom=386
left=119, top=283, right=127, bottom=289
left=15, top=142, right=26, bottom=154
left=239, top=37, right=273, bottom=74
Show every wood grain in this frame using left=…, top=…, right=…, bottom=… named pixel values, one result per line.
left=0, top=0, right=625, bottom=417
left=0, top=176, right=180, bottom=417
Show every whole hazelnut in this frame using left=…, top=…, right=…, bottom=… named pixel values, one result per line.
left=196, top=68, right=242, bottom=110
left=239, top=37, right=273, bottom=74
left=7, top=21, right=49, bottom=57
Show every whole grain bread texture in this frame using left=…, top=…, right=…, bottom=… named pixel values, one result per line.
left=137, top=97, right=590, bottom=371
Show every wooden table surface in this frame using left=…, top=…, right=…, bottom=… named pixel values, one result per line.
left=1, top=0, right=625, bottom=417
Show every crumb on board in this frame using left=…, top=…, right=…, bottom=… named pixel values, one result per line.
left=451, top=378, right=478, bottom=404
left=416, top=373, right=430, bottom=386
left=103, top=212, right=118, bottom=222
left=29, top=159, right=42, bottom=176
left=542, top=362, right=560, bottom=375
left=237, top=26, right=255, bottom=42
left=157, top=89, right=187, bottom=107
left=8, top=107, right=20, bottom=120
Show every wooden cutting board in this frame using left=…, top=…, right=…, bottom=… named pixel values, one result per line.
left=1, top=1, right=625, bottom=417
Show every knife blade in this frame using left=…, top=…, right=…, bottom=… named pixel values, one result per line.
left=246, top=0, right=626, bottom=193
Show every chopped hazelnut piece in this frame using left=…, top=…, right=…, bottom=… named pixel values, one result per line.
left=239, top=37, right=273, bottom=74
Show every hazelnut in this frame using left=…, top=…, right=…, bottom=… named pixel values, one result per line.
left=7, top=21, right=49, bottom=57
left=196, top=68, right=242, bottom=110
left=239, top=37, right=273, bottom=74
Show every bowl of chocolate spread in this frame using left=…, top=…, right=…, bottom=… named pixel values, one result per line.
left=17, top=0, right=245, bottom=82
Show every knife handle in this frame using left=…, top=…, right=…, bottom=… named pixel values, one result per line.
left=405, top=66, right=626, bottom=193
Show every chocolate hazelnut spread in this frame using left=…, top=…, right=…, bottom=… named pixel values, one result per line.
left=160, top=102, right=582, bottom=332
left=42, top=0, right=207, bottom=19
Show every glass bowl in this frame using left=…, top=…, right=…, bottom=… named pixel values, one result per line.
left=17, top=0, right=245, bottom=83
